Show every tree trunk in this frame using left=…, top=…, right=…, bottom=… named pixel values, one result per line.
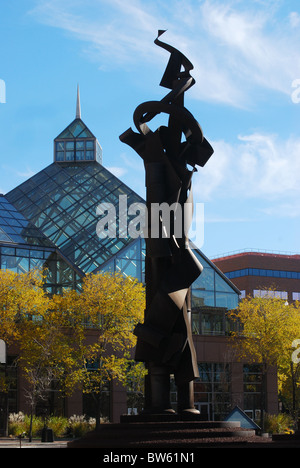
left=91, top=392, right=102, bottom=430
left=260, top=363, right=267, bottom=433
left=28, top=405, right=34, bottom=442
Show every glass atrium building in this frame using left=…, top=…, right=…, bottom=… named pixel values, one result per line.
left=2, top=94, right=274, bottom=424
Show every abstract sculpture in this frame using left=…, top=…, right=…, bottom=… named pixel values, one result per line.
left=120, top=31, right=213, bottom=415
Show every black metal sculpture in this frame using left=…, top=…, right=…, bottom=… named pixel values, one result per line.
left=120, top=31, right=214, bottom=415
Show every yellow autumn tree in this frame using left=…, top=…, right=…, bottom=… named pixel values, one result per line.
left=0, top=269, right=47, bottom=344
left=59, top=271, right=145, bottom=428
left=228, top=292, right=300, bottom=426
left=0, top=269, right=145, bottom=430
left=276, top=301, right=300, bottom=419
left=0, top=269, right=55, bottom=440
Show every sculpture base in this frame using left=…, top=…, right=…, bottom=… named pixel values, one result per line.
left=67, top=414, right=270, bottom=448
left=120, top=411, right=203, bottom=423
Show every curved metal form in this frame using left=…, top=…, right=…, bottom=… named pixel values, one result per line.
left=120, top=31, right=214, bottom=414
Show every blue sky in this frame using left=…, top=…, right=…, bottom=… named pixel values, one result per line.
left=0, top=0, right=299, bottom=258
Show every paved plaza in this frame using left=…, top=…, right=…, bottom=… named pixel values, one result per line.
left=0, top=437, right=69, bottom=448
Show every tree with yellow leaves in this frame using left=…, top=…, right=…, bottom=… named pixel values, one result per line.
left=0, top=269, right=55, bottom=439
left=58, top=271, right=145, bottom=428
left=228, top=292, right=300, bottom=427
left=0, top=269, right=47, bottom=344
left=0, top=268, right=145, bottom=431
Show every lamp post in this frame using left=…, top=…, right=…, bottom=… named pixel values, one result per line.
left=0, top=339, right=8, bottom=437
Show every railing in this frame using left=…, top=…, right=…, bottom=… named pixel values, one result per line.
left=210, top=248, right=300, bottom=260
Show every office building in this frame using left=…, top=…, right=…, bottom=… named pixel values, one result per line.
left=212, top=249, right=300, bottom=303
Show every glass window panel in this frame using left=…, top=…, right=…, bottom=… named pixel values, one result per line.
left=115, top=257, right=141, bottom=281
left=192, top=290, right=215, bottom=308
left=57, top=260, right=74, bottom=284
left=56, top=142, right=64, bottom=151
left=215, top=292, right=238, bottom=310
left=2, top=226, right=17, bottom=234
left=201, top=311, right=224, bottom=335
left=56, top=128, right=74, bottom=138
left=69, top=120, right=91, bottom=137
left=66, top=141, right=74, bottom=150
left=5, top=188, right=23, bottom=203
left=56, top=152, right=64, bottom=161
left=0, top=228, right=12, bottom=243
left=76, top=141, right=84, bottom=150
left=1, top=255, right=29, bottom=273
left=50, top=230, right=69, bottom=245
left=215, top=273, right=235, bottom=293
left=76, top=151, right=84, bottom=160
left=30, top=258, right=45, bottom=270
left=77, top=128, right=93, bottom=138
left=30, top=249, right=45, bottom=259
left=44, top=259, right=56, bottom=284
left=43, top=164, right=60, bottom=177
left=86, top=141, right=94, bottom=149
left=85, top=150, right=94, bottom=160
left=66, top=151, right=75, bottom=161
left=16, top=248, right=30, bottom=257
left=50, top=171, right=69, bottom=185
left=192, top=267, right=214, bottom=290
left=57, top=196, right=76, bottom=210
left=96, top=141, right=102, bottom=163
left=39, top=179, right=59, bottom=195
left=7, top=218, right=22, bottom=227
left=63, top=220, right=82, bottom=237
left=192, top=312, right=200, bottom=334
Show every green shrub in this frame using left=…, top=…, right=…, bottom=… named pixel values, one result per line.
left=47, top=416, right=69, bottom=438
left=264, top=413, right=294, bottom=434
left=8, top=412, right=97, bottom=438
left=67, top=414, right=96, bottom=437
left=8, top=412, right=44, bottom=437
left=8, top=412, right=26, bottom=436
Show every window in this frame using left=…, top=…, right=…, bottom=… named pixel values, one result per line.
left=292, top=292, right=300, bottom=301
left=226, top=268, right=300, bottom=280
left=55, top=141, right=64, bottom=161
left=216, top=292, right=238, bottom=309
left=193, top=363, right=231, bottom=421
left=76, top=141, right=84, bottom=150
left=75, top=141, right=85, bottom=160
left=55, top=138, right=96, bottom=162
left=85, top=150, right=94, bottom=160
left=66, top=151, right=75, bottom=161
left=240, top=290, right=246, bottom=299
left=243, top=364, right=263, bottom=418
left=192, top=307, right=235, bottom=336
left=76, top=151, right=84, bottom=161
left=86, top=141, right=94, bottom=149
left=253, top=289, right=288, bottom=299
left=66, top=141, right=74, bottom=150
left=56, top=142, right=64, bottom=151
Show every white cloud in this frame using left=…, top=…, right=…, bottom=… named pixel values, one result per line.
left=29, top=0, right=300, bottom=107
left=193, top=133, right=300, bottom=204
left=106, top=166, right=127, bottom=178
left=16, top=168, right=36, bottom=179
left=289, top=11, right=300, bottom=28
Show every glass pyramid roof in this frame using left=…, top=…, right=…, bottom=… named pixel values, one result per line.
left=55, top=118, right=95, bottom=140
left=0, top=194, right=55, bottom=248
left=6, top=162, right=145, bottom=275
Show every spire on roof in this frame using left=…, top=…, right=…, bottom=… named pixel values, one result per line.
left=76, top=84, right=81, bottom=119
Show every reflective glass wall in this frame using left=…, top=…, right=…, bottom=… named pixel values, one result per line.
left=0, top=244, right=82, bottom=293
left=101, top=238, right=239, bottom=337
left=190, top=252, right=239, bottom=336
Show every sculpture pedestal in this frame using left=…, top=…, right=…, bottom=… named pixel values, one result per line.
left=67, top=414, right=263, bottom=448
